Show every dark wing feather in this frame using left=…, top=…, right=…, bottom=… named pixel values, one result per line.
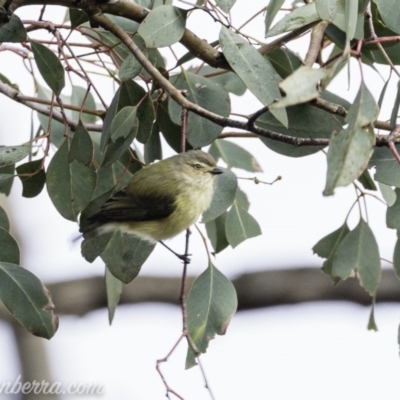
left=86, top=188, right=176, bottom=226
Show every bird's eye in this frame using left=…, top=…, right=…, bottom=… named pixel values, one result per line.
left=193, top=163, right=202, bottom=170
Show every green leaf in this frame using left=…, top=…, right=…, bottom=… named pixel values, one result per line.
left=378, top=182, right=396, bottom=207
left=0, top=228, right=20, bottom=264
left=367, top=302, right=378, bottom=331
left=332, top=218, right=381, bottom=295
left=0, top=164, right=15, bottom=195
left=47, top=140, right=96, bottom=221
left=266, top=3, right=320, bottom=38
left=101, top=232, right=155, bottom=284
left=205, top=212, right=229, bottom=254
left=0, top=14, right=27, bottom=42
left=357, top=169, right=377, bottom=191
left=119, top=54, right=143, bottom=81
left=225, top=201, right=261, bottom=248
left=0, top=262, right=59, bottom=339
left=392, top=238, right=400, bottom=281
left=324, top=83, right=378, bottom=195
left=31, top=41, right=65, bottom=96
left=138, top=5, right=186, bottom=48
left=219, top=26, right=287, bottom=127
left=386, top=188, right=400, bottom=230
left=168, top=71, right=231, bottom=148
left=110, top=106, right=138, bottom=142
left=69, top=9, right=89, bottom=29
left=71, top=86, right=97, bottom=124
left=106, top=268, right=123, bottom=325
left=216, top=0, right=236, bottom=13
left=0, top=206, right=10, bottom=231
left=264, top=48, right=303, bottom=79
left=185, top=261, right=237, bottom=369
left=372, top=0, right=400, bottom=34
left=16, top=159, right=46, bottom=198
left=144, top=123, right=162, bottom=164
left=202, top=169, right=237, bottom=223
left=68, top=120, right=94, bottom=166
left=209, top=140, right=262, bottom=172
left=390, top=80, right=400, bottom=129
left=270, top=66, right=329, bottom=109
left=312, top=222, right=350, bottom=278
left=345, top=0, right=358, bottom=41
left=370, top=145, right=400, bottom=187
left=265, top=0, right=285, bottom=34
left=257, top=104, right=341, bottom=157
left=0, top=144, right=30, bottom=168
left=315, top=0, right=338, bottom=21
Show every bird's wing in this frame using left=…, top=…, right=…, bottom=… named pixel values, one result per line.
left=87, top=187, right=176, bottom=224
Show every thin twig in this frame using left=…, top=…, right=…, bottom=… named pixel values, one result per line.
left=304, top=20, right=329, bottom=66
left=388, top=125, right=400, bottom=165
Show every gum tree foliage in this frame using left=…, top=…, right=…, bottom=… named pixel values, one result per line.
left=0, top=0, right=400, bottom=362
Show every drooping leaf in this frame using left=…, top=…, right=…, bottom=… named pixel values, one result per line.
left=216, top=0, right=236, bottom=13
left=31, top=41, right=65, bottom=96
left=264, top=48, right=303, bottom=79
left=119, top=54, right=143, bottom=81
left=0, top=164, right=15, bottom=195
left=0, top=262, right=59, bottom=339
left=390, top=80, right=400, bottom=129
left=202, top=168, right=237, bottom=223
left=219, top=26, right=287, bottom=127
left=0, top=144, right=30, bottom=168
left=205, top=211, right=229, bottom=254
left=110, top=106, right=138, bottom=142
left=257, top=103, right=342, bottom=157
left=47, top=139, right=96, bottom=221
left=370, top=145, right=400, bottom=187
left=332, top=218, right=381, bottom=295
left=101, top=232, right=155, bottom=284
left=0, top=14, right=27, bottom=42
left=68, top=120, right=94, bottom=166
left=0, top=228, right=20, bottom=264
left=324, top=83, right=378, bottom=195
left=209, top=140, right=262, bottom=172
left=106, top=268, right=123, bottom=325
left=378, top=182, right=396, bottom=207
left=367, top=301, right=378, bottom=331
left=312, top=222, right=350, bottom=278
left=168, top=71, right=230, bottom=148
left=0, top=206, right=10, bottom=231
left=225, top=201, right=261, bottom=248
left=315, top=0, right=338, bottom=21
left=357, top=169, right=377, bottom=191
left=345, top=0, right=358, bottom=41
left=386, top=188, right=400, bottom=230
left=144, top=123, right=162, bottom=164
left=185, top=261, right=237, bottom=369
left=265, top=0, right=285, bottom=34
left=266, top=3, right=320, bottom=38
left=16, top=159, right=46, bottom=198
left=270, top=66, right=329, bottom=109
left=138, top=5, right=187, bottom=48
left=372, top=0, right=400, bottom=34
left=69, top=9, right=89, bottom=29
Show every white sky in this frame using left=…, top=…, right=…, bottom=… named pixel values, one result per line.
left=1, top=1, right=400, bottom=399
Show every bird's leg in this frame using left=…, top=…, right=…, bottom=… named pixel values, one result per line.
left=159, top=241, right=191, bottom=263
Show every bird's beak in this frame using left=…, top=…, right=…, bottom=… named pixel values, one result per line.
left=210, top=166, right=224, bottom=175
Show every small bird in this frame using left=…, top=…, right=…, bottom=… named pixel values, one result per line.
left=80, top=150, right=223, bottom=243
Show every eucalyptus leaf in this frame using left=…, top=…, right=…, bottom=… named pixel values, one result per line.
left=168, top=71, right=230, bottom=148
left=202, top=169, right=237, bottom=223
left=0, top=206, right=10, bottom=231
left=205, top=212, right=229, bottom=254
left=0, top=144, right=30, bottom=168
left=378, top=182, right=396, bottom=207
left=68, top=120, right=94, bottom=166
left=216, top=0, right=236, bottom=13
left=106, top=268, right=123, bottom=324
left=265, top=0, right=285, bottom=35
left=31, top=41, right=65, bottom=96
left=0, top=14, right=27, bottom=43
left=16, top=159, right=46, bottom=198
left=219, top=26, right=287, bottom=127
left=138, top=5, right=187, bottom=48
left=47, top=139, right=96, bottom=221
left=110, top=106, right=138, bottom=142
left=225, top=201, right=262, bottom=248
left=315, top=0, right=337, bottom=21
left=185, top=261, right=237, bottom=368
left=0, top=227, right=20, bottom=264
left=0, top=262, right=59, bottom=339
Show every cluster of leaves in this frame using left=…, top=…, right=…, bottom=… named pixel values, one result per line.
left=1, top=0, right=400, bottom=361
